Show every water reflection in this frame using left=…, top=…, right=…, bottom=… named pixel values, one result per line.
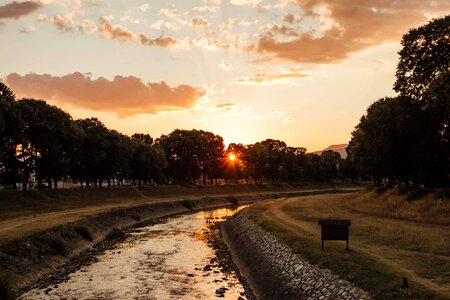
left=20, top=205, right=248, bottom=300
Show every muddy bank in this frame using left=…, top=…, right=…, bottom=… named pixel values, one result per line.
left=0, top=189, right=354, bottom=298
left=222, top=214, right=372, bottom=300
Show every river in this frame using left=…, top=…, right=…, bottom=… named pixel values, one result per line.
left=20, top=206, right=249, bottom=299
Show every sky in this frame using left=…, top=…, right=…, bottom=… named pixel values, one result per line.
left=0, top=0, right=449, bottom=151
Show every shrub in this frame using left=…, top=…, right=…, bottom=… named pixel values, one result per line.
left=226, top=196, right=239, bottom=206
left=106, top=227, right=125, bottom=240
left=130, top=215, right=141, bottom=221
left=0, top=274, right=13, bottom=300
left=181, top=200, right=194, bottom=210
left=47, top=238, right=67, bottom=255
left=75, top=226, right=93, bottom=242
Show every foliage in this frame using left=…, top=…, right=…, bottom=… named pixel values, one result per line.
left=394, top=15, right=450, bottom=100
left=348, top=16, right=450, bottom=188
left=75, top=226, right=93, bottom=241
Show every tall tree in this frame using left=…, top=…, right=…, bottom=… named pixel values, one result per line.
left=394, top=15, right=450, bottom=100
left=75, top=118, right=110, bottom=187
left=261, top=139, right=287, bottom=182
left=0, top=83, right=21, bottom=188
left=15, top=99, right=75, bottom=190
left=244, top=143, right=269, bottom=183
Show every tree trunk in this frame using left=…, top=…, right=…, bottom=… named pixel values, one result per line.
left=54, top=178, right=58, bottom=189
left=23, top=167, right=30, bottom=191
left=47, top=178, right=52, bottom=189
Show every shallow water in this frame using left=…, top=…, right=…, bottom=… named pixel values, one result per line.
left=20, top=206, right=248, bottom=300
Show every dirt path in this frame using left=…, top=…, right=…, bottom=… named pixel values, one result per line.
left=262, top=198, right=450, bottom=297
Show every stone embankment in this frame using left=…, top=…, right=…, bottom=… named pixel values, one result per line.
left=222, top=214, right=372, bottom=300
left=0, top=188, right=355, bottom=298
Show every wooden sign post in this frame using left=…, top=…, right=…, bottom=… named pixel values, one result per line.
left=318, top=219, right=351, bottom=250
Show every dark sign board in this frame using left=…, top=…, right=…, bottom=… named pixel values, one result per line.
left=318, top=219, right=351, bottom=250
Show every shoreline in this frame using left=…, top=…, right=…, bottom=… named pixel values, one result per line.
left=222, top=213, right=372, bottom=300
left=0, top=188, right=357, bottom=299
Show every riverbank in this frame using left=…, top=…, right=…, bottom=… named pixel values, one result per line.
left=238, top=192, right=450, bottom=299
left=0, top=182, right=359, bottom=243
left=222, top=213, right=371, bottom=300
left=0, top=186, right=357, bottom=299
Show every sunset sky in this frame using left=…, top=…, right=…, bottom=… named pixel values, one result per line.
left=1, top=0, right=449, bottom=151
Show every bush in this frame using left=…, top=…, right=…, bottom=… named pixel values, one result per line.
left=406, top=188, right=432, bottom=201
left=130, top=215, right=141, bottom=221
left=435, top=187, right=450, bottom=199
left=226, top=196, right=239, bottom=206
left=75, top=226, right=93, bottom=241
left=106, top=227, right=125, bottom=240
left=0, top=274, right=13, bottom=300
left=181, top=200, right=194, bottom=210
left=47, top=238, right=67, bottom=255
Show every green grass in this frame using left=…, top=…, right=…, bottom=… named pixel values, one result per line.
left=244, top=192, right=450, bottom=300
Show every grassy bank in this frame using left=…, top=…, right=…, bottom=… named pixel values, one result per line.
left=0, top=182, right=359, bottom=244
left=243, top=191, right=450, bottom=299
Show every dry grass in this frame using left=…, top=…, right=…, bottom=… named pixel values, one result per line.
left=244, top=192, right=450, bottom=299
left=343, top=190, right=450, bottom=225
left=0, top=183, right=358, bottom=244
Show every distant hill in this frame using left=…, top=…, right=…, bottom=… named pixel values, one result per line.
left=312, top=144, right=348, bottom=158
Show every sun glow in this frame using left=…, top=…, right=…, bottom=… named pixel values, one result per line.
left=228, top=153, right=236, bottom=161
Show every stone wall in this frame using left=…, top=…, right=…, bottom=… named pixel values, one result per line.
left=222, top=214, right=372, bottom=300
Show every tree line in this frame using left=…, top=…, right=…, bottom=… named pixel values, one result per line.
left=346, top=15, right=449, bottom=188
left=0, top=86, right=351, bottom=190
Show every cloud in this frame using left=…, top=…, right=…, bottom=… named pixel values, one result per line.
left=233, top=67, right=308, bottom=84
left=158, top=8, right=181, bottom=18
left=219, top=59, right=233, bottom=71
left=251, top=0, right=450, bottom=64
left=138, top=3, right=150, bottom=12
left=19, top=24, right=35, bottom=33
left=263, top=23, right=299, bottom=37
left=98, top=16, right=133, bottom=41
left=5, top=72, right=206, bottom=117
left=191, top=17, right=209, bottom=27
left=230, top=0, right=261, bottom=7
left=37, top=13, right=46, bottom=22
left=52, top=15, right=73, bottom=32
left=283, top=13, right=296, bottom=24
left=0, top=1, right=42, bottom=19
left=192, top=5, right=219, bottom=13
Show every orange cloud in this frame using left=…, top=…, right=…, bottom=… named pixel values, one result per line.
left=0, top=1, right=41, bottom=19
left=53, top=15, right=74, bottom=32
left=233, top=67, right=308, bottom=84
left=98, top=16, right=133, bottom=41
left=252, top=0, right=450, bottom=63
left=6, top=72, right=206, bottom=117
left=191, top=17, right=210, bottom=27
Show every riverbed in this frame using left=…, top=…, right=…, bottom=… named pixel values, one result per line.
left=20, top=206, right=248, bottom=299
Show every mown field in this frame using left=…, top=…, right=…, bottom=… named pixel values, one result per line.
left=243, top=190, right=450, bottom=300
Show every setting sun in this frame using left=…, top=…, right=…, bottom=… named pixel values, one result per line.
left=228, top=153, right=236, bottom=161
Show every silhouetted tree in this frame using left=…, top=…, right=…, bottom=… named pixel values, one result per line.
left=0, top=84, right=21, bottom=188
left=130, top=138, right=167, bottom=186
left=74, top=118, right=110, bottom=187
left=261, top=139, right=287, bottom=182
left=394, top=15, right=450, bottom=100
left=15, top=99, right=75, bottom=190
left=244, top=143, right=269, bottom=183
